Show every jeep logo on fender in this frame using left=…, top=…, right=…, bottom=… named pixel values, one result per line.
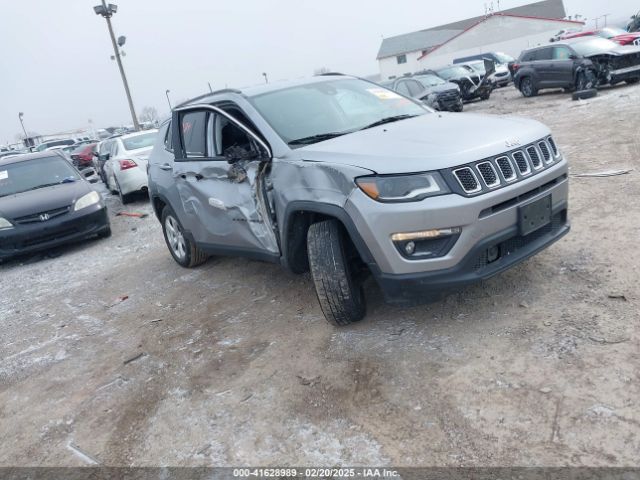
left=505, top=139, right=521, bottom=148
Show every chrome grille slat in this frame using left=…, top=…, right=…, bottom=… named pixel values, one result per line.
left=538, top=141, right=553, bottom=164
left=476, top=161, right=501, bottom=188
left=547, top=136, right=559, bottom=157
left=495, top=156, right=516, bottom=182
left=453, top=167, right=481, bottom=194
left=512, top=150, right=531, bottom=175
left=14, top=205, right=71, bottom=224
left=526, top=146, right=543, bottom=170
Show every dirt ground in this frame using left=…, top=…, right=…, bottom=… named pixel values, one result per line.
left=1, top=84, right=639, bottom=467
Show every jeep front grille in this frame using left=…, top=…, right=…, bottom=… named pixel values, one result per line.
left=448, top=136, right=563, bottom=196
left=453, top=167, right=481, bottom=193
left=495, top=156, right=516, bottom=182
left=476, top=162, right=500, bottom=188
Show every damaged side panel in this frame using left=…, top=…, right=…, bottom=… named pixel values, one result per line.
left=172, top=159, right=279, bottom=255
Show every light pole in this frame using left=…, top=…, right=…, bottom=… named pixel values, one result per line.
left=18, top=112, right=31, bottom=151
left=262, top=72, right=268, bottom=84
left=93, top=1, right=140, bottom=131
left=165, top=89, right=172, bottom=110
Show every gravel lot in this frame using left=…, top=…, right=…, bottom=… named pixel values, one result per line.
left=1, top=84, right=639, bottom=467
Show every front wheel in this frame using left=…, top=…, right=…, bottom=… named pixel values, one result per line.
left=307, top=219, right=366, bottom=326
left=115, top=178, right=132, bottom=205
left=161, top=206, right=208, bottom=268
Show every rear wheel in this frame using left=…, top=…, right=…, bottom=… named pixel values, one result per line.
left=520, top=77, right=537, bottom=97
left=307, top=219, right=366, bottom=326
left=115, top=178, right=132, bottom=205
left=161, top=206, right=208, bottom=268
left=97, top=226, right=111, bottom=239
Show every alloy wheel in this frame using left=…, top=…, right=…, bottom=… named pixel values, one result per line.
left=165, top=215, right=186, bottom=260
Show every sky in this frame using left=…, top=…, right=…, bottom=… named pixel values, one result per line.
left=1, top=0, right=637, bottom=144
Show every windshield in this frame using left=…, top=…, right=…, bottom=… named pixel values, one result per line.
left=0, top=156, right=80, bottom=197
left=414, top=74, right=446, bottom=87
left=494, top=52, right=515, bottom=64
left=436, top=66, right=473, bottom=79
left=599, top=27, right=627, bottom=38
left=122, top=132, right=157, bottom=151
left=571, top=38, right=619, bottom=56
left=250, top=78, right=427, bottom=147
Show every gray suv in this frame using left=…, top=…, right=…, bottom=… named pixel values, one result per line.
left=148, top=75, right=569, bottom=326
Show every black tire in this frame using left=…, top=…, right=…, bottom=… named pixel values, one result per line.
left=307, top=219, right=366, bottom=326
left=575, top=71, right=595, bottom=91
left=115, top=178, right=132, bottom=205
left=97, top=226, right=112, bottom=239
left=161, top=206, right=208, bottom=268
left=572, top=88, right=598, bottom=101
left=626, top=78, right=640, bottom=85
left=520, top=77, right=537, bottom=97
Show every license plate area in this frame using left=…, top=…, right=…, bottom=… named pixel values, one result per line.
left=519, top=195, right=551, bottom=236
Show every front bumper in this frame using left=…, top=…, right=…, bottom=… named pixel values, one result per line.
left=0, top=206, right=109, bottom=260
left=345, top=160, right=569, bottom=302
left=375, top=206, right=568, bottom=304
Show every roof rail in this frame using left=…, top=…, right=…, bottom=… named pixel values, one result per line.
left=175, top=88, right=243, bottom=109
left=315, top=72, right=346, bottom=76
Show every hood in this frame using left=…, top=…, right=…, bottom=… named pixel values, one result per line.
left=586, top=44, right=640, bottom=56
left=295, top=113, right=550, bottom=174
left=0, top=180, right=93, bottom=219
left=422, top=82, right=460, bottom=95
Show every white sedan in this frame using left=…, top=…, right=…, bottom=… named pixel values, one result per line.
left=103, top=130, right=158, bottom=204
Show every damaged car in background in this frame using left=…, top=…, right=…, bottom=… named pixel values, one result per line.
left=385, top=72, right=464, bottom=112
left=148, top=75, right=569, bottom=327
left=512, top=38, right=640, bottom=97
left=433, top=62, right=494, bottom=102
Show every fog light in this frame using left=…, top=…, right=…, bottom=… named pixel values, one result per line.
left=405, top=241, right=416, bottom=255
left=391, top=227, right=461, bottom=242
left=487, top=245, right=500, bottom=263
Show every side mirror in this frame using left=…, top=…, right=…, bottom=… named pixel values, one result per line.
left=569, top=54, right=579, bottom=60
left=82, top=167, right=97, bottom=177
left=483, top=58, right=496, bottom=76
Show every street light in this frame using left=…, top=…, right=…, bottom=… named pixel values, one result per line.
left=93, top=1, right=140, bottom=131
left=18, top=112, right=31, bottom=151
left=165, top=89, right=172, bottom=110
left=262, top=72, right=268, bottom=84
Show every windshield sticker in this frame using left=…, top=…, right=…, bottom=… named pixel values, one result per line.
left=367, top=88, right=402, bottom=100
left=0, top=171, right=7, bottom=180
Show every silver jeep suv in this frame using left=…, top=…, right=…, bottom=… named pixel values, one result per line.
left=148, top=74, right=569, bottom=326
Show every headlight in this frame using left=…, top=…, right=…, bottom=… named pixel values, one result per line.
left=0, top=217, right=14, bottom=230
left=74, top=191, right=101, bottom=211
left=355, top=172, right=450, bottom=202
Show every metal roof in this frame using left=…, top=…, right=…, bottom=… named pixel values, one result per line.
left=377, top=0, right=567, bottom=59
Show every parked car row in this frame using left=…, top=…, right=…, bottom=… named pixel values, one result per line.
left=383, top=52, right=516, bottom=111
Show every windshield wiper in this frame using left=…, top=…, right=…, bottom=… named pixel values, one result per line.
left=360, top=114, right=419, bottom=130
left=288, top=132, right=351, bottom=146
left=14, top=180, right=74, bottom=195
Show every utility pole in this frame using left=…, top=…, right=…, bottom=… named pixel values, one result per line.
left=165, top=89, right=172, bottom=110
left=601, top=13, right=611, bottom=27
left=93, top=1, right=140, bottom=131
left=18, top=112, right=32, bottom=151
left=262, top=72, right=269, bottom=84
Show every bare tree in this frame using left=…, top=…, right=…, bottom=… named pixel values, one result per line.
left=139, top=106, right=159, bottom=124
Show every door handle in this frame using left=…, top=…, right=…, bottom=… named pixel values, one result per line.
left=159, top=164, right=172, bottom=171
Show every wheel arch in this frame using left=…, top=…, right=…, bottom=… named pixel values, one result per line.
left=280, top=201, right=376, bottom=274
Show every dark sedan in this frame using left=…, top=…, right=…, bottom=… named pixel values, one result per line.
left=0, top=151, right=110, bottom=261
left=388, top=72, right=463, bottom=112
